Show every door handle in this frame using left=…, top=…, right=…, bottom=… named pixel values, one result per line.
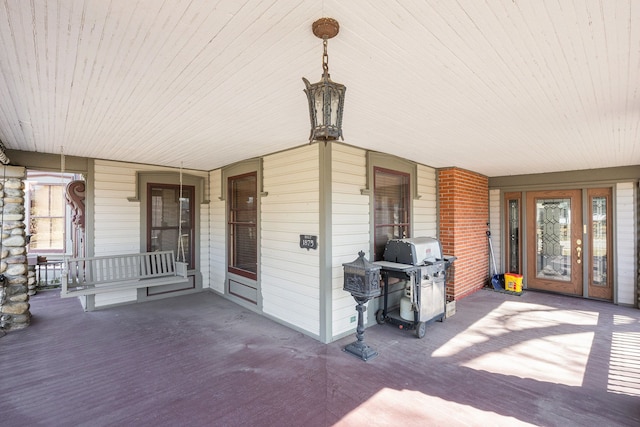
left=576, top=246, right=582, bottom=265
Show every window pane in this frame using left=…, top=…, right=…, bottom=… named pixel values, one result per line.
left=148, top=184, right=194, bottom=267
left=30, top=218, right=64, bottom=250
left=50, top=188, right=65, bottom=216
left=151, top=188, right=179, bottom=227
left=29, top=183, right=66, bottom=251
left=31, top=184, right=65, bottom=216
left=232, top=224, right=257, bottom=273
left=228, top=173, right=257, bottom=277
left=31, top=185, right=50, bottom=216
left=373, top=168, right=410, bottom=260
left=150, top=229, right=178, bottom=253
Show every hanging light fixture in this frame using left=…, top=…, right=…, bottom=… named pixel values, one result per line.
left=302, top=18, right=346, bottom=143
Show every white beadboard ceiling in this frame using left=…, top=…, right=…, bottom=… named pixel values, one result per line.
left=0, top=0, right=638, bottom=176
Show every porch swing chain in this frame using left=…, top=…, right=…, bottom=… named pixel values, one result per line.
left=177, top=162, right=186, bottom=264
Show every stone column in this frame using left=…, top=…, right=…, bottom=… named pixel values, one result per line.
left=0, top=166, right=30, bottom=331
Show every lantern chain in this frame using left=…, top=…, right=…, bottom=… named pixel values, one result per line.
left=322, top=38, right=329, bottom=73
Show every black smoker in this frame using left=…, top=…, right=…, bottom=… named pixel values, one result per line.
left=374, top=237, right=456, bottom=338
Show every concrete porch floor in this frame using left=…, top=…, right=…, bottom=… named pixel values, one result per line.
left=1, top=288, right=639, bottom=426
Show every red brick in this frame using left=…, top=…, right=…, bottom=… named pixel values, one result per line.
left=438, top=168, right=488, bottom=301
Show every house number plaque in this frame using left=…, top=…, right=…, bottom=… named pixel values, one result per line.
left=299, top=235, right=318, bottom=250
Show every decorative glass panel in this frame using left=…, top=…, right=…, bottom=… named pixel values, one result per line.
left=591, top=196, right=607, bottom=286
left=507, top=198, right=520, bottom=273
left=535, top=198, right=571, bottom=281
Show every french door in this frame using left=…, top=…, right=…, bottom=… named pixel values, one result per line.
left=515, top=188, right=612, bottom=300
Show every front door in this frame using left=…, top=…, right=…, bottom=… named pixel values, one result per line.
left=523, top=188, right=613, bottom=300
left=526, top=190, right=583, bottom=295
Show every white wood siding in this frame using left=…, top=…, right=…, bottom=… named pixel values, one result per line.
left=331, top=144, right=369, bottom=337
left=93, top=160, right=142, bottom=307
left=615, top=182, right=637, bottom=305
left=198, top=173, right=211, bottom=289
left=489, top=189, right=502, bottom=274
left=93, top=161, right=141, bottom=256
left=261, top=145, right=320, bottom=335
left=413, top=164, right=438, bottom=238
left=208, top=169, right=225, bottom=293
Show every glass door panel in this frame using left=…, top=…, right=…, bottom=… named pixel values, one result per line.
left=535, top=197, right=572, bottom=281
left=587, top=188, right=613, bottom=300
left=504, top=192, right=522, bottom=274
left=526, top=190, right=583, bottom=295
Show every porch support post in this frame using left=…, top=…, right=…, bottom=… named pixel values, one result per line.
left=0, top=166, right=30, bottom=331
left=318, top=142, right=332, bottom=343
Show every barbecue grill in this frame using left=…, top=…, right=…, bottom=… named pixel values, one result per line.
left=374, top=237, right=456, bottom=338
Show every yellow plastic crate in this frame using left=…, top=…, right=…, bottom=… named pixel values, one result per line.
left=504, top=273, right=523, bottom=292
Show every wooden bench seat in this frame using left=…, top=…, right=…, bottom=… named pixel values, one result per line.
left=61, top=251, right=188, bottom=298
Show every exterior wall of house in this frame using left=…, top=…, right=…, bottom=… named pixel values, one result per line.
left=199, top=179, right=211, bottom=291
left=208, top=169, right=225, bottom=294
left=208, top=144, right=440, bottom=341
left=93, top=160, right=141, bottom=256
left=616, top=182, right=637, bottom=305
left=331, top=144, right=370, bottom=337
left=92, top=160, right=142, bottom=307
left=438, top=168, right=490, bottom=300
left=92, top=160, right=209, bottom=309
left=261, top=145, right=321, bottom=336
left=488, top=170, right=638, bottom=307
left=414, top=164, right=438, bottom=238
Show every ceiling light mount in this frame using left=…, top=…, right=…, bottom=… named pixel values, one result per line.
left=312, top=17, right=339, bottom=40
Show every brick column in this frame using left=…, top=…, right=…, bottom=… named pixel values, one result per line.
left=438, top=167, right=489, bottom=300
left=0, top=166, right=30, bottom=331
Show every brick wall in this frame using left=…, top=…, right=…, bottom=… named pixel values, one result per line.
left=438, top=168, right=488, bottom=300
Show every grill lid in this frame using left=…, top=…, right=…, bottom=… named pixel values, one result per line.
left=383, top=237, right=443, bottom=265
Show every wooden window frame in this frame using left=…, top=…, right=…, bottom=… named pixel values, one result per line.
left=146, top=183, right=196, bottom=269
left=28, top=183, right=66, bottom=253
left=504, top=191, right=522, bottom=274
left=373, top=166, right=411, bottom=261
left=227, top=172, right=258, bottom=280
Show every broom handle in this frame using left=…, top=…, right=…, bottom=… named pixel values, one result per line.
left=487, top=230, right=498, bottom=275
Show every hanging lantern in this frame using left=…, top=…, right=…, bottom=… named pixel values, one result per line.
left=302, top=18, right=346, bottom=143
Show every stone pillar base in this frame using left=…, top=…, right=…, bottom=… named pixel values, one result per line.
left=0, top=166, right=30, bottom=331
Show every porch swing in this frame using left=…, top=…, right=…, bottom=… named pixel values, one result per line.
left=61, top=160, right=189, bottom=303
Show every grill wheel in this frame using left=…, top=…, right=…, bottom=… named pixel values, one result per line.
left=415, top=321, right=426, bottom=339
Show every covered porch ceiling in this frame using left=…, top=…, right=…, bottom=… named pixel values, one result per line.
left=0, top=1, right=638, bottom=177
